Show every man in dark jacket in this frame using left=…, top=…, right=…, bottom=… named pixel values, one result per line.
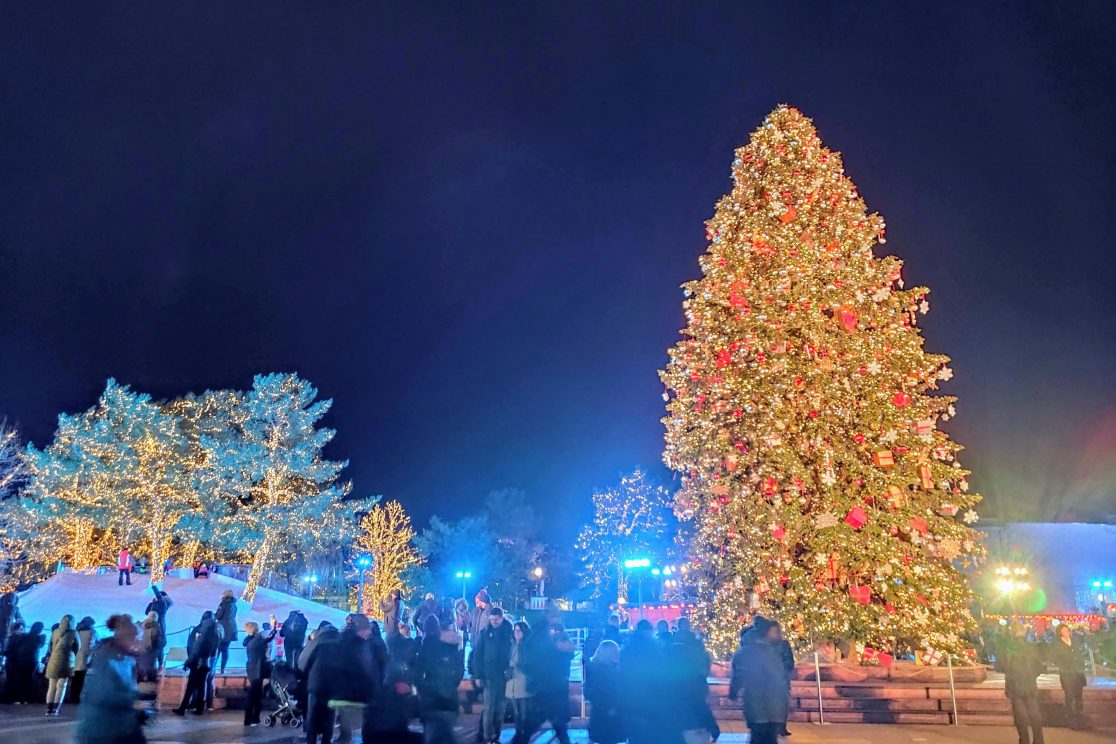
left=469, top=607, right=513, bottom=743
left=729, top=616, right=789, bottom=744
left=0, top=591, right=24, bottom=660
left=1051, top=624, right=1087, bottom=726
left=4, top=621, right=43, bottom=704
left=999, top=624, right=1045, bottom=744
left=279, top=610, right=308, bottom=667
left=302, top=624, right=342, bottom=743
left=519, top=621, right=573, bottom=744
left=175, top=613, right=220, bottom=715
left=309, top=615, right=381, bottom=744
left=214, top=590, right=238, bottom=674
left=144, top=586, right=173, bottom=670
left=415, top=616, right=464, bottom=744
left=619, top=620, right=663, bottom=744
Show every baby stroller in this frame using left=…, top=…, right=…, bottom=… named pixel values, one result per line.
left=263, top=661, right=304, bottom=728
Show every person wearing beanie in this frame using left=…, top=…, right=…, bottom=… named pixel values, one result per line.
left=468, top=589, right=493, bottom=648
left=728, top=615, right=790, bottom=744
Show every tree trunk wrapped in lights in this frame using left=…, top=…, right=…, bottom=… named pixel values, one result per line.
left=576, top=469, right=673, bottom=602
left=202, top=373, right=351, bottom=604
left=352, top=500, right=424, bottom=615
left=660, top=106, right=984, bottom=659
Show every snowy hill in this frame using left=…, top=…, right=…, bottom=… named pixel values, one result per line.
left=16, top=569, right=349, bottom=669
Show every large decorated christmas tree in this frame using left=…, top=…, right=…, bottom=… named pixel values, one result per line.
left=660, top=106, right=983, bottom=659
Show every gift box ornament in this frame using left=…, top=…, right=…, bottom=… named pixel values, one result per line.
left=849, top=584, right=871, bottom=604
left=872, top=450, right=895, bottom=468
left=885, top=486, right=905, bottom=508
left=938, top=503, right=959, bottom=517
left=845, top=507, right=868, bottom=530
left=918, top=463, right=934, bottom=489
left=912, top=418, right=934, bottom=435
left=910, top=517, right=929, bottom=535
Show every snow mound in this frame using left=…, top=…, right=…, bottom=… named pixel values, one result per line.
left=17, top=569, right=349, bottom=668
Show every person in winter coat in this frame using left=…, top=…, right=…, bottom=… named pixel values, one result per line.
left=370, top=622, right=420, bottom=740
left=5, top=621, right=43, bottom=704
left=775, top=625, right=795, bottom=737
left=672, top=617, right=718, bottom=740
left=138, top=612, right=164, bottom=684
left=44, top=614, right=79, bottom=715
left=468, top=591, right=494, bottom=647
left=75, top=614, right=145, bottom=744
left=506, top=621, right=533, bottom=744
left=301, top=624, right=342, bottom=743
left=382, top=590, right=404, bottom=638
left=1051, top=624, right=1087, bottom=725
left=279, top=610, right=309, bottom=667
left=519, top=621, right=574, bottom=744
left=413, top=593, right=439, bottom=634
left=998, top=623, right=1045, bottom=744
left=586, top=639, right=623, bottom=744
left=70, top=617, right=97, bottom=704
left=174, top=612, right=220, bottom=716
left=655, top=620, right=674, bottom=648
left=415, top=615, right=464, bottom=744
left=469, top=607, right=513, bottom=743
left=313, top=614, right=381, bottom=744
left=144, top=587, right=173, bottom=648
left=117, top=548, right=134, bottom=586
left=0, top=591, right=24, bottom=659
left=214, top=590, right=238, bottom=674
left=454, top=598, right=470, bottom=636
left=729, top=616, right=789, bottom=744
left=242, top=618, right=278, bottom=726
left=619, top=620, right=664, bottom=744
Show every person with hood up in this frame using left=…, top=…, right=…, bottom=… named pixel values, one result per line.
left=729, top=616, right=789, bottom=744
left=138, top=612, right=164, bottom=684
left=75, top=614, right=144, bottom=744
left=242, top=617, right=279, bottom=726
left=279, top=609, right=309, bottom=667
left=69, top=616, right=97, bottom=704
left=586, top=639, right=624, bottom=744
left=469, top=606, right=513, bottom=743
left=519, top=621, right=574, bottom=744
left=5, top=620, right=43, bottom=704
left=415, top=615, right=464, bottom=744
left=174, top=611, right=220, bottom=716
left=44, top=614, right=78, bottom=715
left=214, top=589, right=238, bottom=674
left=301, top=620, right=343, bottom=744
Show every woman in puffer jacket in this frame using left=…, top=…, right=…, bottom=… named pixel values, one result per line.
left=44, top=614, right=78, bottom=715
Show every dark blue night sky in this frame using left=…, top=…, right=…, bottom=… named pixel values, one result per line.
left=3, top=3, right=1116, bottom=537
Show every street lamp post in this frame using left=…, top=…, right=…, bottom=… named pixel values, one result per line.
left=356, top=556, right=372, bottom=613
left=624, top=557, right=651, bottom=622
left=303, top=574, right=318, bottom=599
left=533, top=566, right=545, bottom=598
left=456, top=570, right=472, bottom=600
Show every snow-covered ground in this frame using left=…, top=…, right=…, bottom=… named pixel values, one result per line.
left=16, top=568, right=349, bottom=669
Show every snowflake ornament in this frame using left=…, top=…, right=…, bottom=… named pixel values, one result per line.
left=962, top=509, right=979, bottom=525
left=820, top=470, right=837, bottom=486
left=866, top=361, right=882, bottom=374
left=938, top=367, right=954, bottom=381
left=918, top=300, right=930, bottom=314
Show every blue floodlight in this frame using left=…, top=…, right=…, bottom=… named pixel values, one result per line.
left=624, top=557, right=651, bottom=569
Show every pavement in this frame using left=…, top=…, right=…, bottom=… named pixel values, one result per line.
left=0, top=707, right=1114, bottom=743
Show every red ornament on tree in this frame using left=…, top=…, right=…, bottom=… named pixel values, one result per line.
left=849, top=584, right=871, bottom=604
left=892, top=391, right=911, bottom=408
